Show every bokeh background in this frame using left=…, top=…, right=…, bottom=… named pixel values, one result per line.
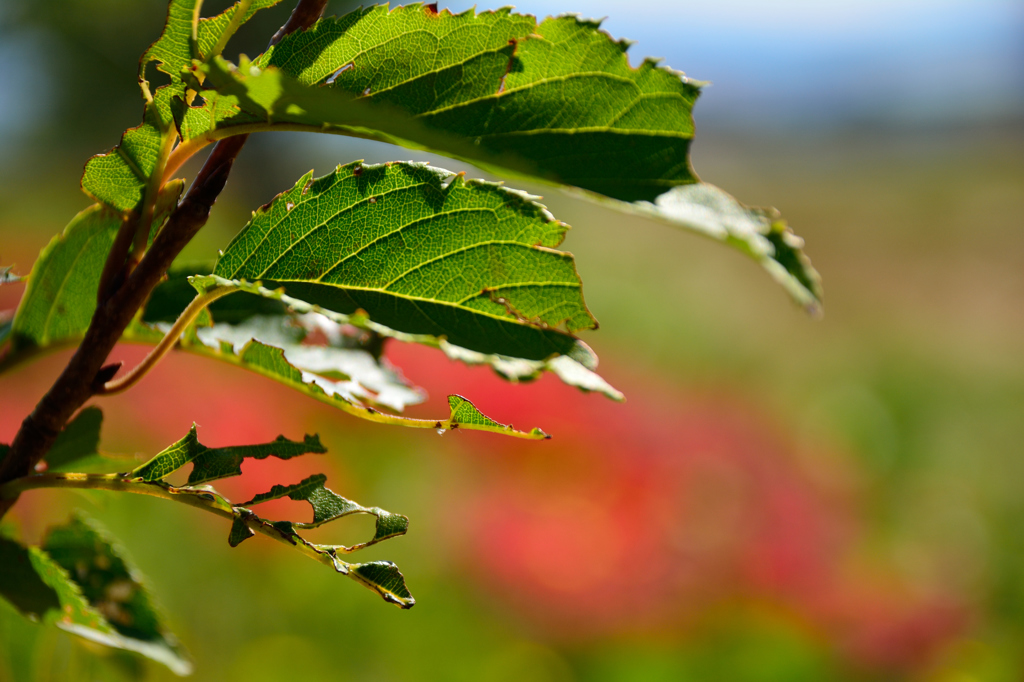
left=1, top=0, right=1022, bottom=679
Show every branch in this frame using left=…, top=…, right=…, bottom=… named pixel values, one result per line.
left=1, top=473, right=342, bottom=571
left=0, top=470, right=414, bottom=608
left=0, top=0, right=329, bottom=519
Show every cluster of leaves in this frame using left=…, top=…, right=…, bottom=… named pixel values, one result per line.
left=1, top=408, right=413, bottom=675
left=0, top=0, right=820, bottom=674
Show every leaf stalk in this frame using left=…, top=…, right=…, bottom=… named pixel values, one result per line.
left=98, top=286, right=235, bottom=396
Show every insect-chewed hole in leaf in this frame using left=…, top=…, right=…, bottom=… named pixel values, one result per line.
left=298, top=515, right=377, bottom=546
left=325, top=62, right=354, bottom=85
left=214, top=457, right=326, bottom=516
left=161, top=462, right=194, bottom=488
left=237, top=495, right=308, bottom=524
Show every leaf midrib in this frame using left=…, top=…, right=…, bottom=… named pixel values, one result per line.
left=256, top=279, right=582, bottom=328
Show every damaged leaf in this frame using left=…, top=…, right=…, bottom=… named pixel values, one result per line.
left=129, top=425, right=324, bottom=484
left=128, top=329, right=548, bottom=438
left=239, top=472, right=409, bottom=549
left=189, top=314, right=426, bottom=413
left=144, top=268, right=622, bottom=400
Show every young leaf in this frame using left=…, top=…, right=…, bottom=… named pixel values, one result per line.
left=182, top=7, right=820, bottom=309
left=0, top=524, right=191, bottom=675
left=8, top=205, right=121, bottom=353
left=239, top=473, right=408, bottom=548
left=214, top=161, right=593, bottom=360
left=80, top=88, right=178, bottom=213
left=41, top=515, right=192, bottom=674
left=142, top=0, right=282, bottom=88
left=129, top=425, right=324, bottom=484
left=81, top=0, right=281, bottom=212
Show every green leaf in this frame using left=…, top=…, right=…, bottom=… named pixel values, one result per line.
left=44, top=408, right=102, bottom=473
left=41, top=515, right=192, bottom=674
left=230, top=482, right=415, bottom=606
left=154, top=329, right=549, bottom=438
left=239, top=473, right=408, bottom=548
left=9, top=205, right=121, bottom=353
left=189, top=314, right=427, bottom=412
left=81, top=88, right=175, bottom=213
left=145, top=267, right=622, bottom=400
left=183, top=7, right=820, bottom=309
left=213, top=161, right=594, bottom=360
left=129, top=425, right=325, bottom=484
left=188, top=434, right=325, bottom=486
left=266, top=9, right=697, bottom=202
left=347, top=561, right=414, bottom=608
left=442, top=394, right=541, bottom=438
left=227, top=515, right=255, bottom=547
left=142, top=0, right=282, bottom=87
left=0, top=525, right=191, bottom=675
left=185, top=278, right=620, bottom=405
left=81, top=0, right=281, bottom=212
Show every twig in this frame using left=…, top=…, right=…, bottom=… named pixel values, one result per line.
left=0, top=471, right=413, bottom=608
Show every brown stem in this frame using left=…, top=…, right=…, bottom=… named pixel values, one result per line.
left=96, top=213, right=136, bottom=305
left=0, top=0, right=328, bottom=519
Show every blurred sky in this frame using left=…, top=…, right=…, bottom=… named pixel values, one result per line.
left=3, top=0, right=1019, bottom=149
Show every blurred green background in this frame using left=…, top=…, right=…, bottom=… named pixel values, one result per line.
left=1, top=0, right=1022, bottom=680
